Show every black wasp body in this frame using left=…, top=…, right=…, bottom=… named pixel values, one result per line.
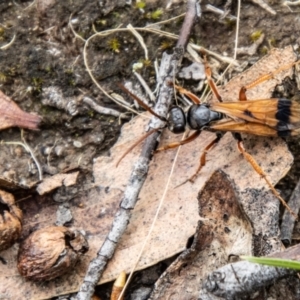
left=167, top=105, right=223, bottom=134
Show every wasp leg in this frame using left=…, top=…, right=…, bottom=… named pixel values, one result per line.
left=187, top=133, right=222, bottom=183
left=155, top=130, right=201, bottom=152
left=174, top=133, right=222, bottom=188
left=239, top=60, right=300, bottom=101
left=233, top=133, right=297, bottom=219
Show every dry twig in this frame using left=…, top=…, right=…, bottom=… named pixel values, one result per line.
left=82, top=97, right=128, bottom=119
left=75, top=1, right=200, bottom=299
left=251, top=0, right=276, bottom=14
left=200, top=261, right=294, bottom=299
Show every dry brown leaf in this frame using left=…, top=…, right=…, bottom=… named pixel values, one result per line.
left=0, top=90, right=41, bottom=131
left=0, top=47, right=296, bottom=299
left=36, top=172, right=79, bottom=195
left=149, top=170, right=252, bottom=300
left=269, top=243, right=300, bottom=260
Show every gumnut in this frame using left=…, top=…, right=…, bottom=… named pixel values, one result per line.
left=0, top=190, right=22, bottom=251
left=18, top=226, right=89, bottom=281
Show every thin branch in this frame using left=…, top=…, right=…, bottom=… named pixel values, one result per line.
left=133, top=72, right=156, bottom=103
left=205, top=4, right=237, bottom=20
left=75, top=1, right=199, bottom=299
left=200, top=261, right=294, bottom=299
left=82, top=96, right=129, bottom=119
left=250, top=0, right=276, bottom=14
left=233, top=0, right=241, bottom=59
left=127, top=24, right=149, bottom=60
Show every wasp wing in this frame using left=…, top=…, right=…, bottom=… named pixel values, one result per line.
left=210, top=120, right=280, bottom=136
left=210, top=98, right=300, bottom=133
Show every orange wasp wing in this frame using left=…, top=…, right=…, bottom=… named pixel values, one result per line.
left=210, top=120, right=279, bottom=136
left=209, top=98, right=300, bottom=137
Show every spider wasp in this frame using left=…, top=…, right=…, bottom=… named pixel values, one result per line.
left=118, top=53, right=300, bottom=219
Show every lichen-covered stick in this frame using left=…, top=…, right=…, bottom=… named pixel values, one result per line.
left=76, top=1, right=200, bottom=299
left=200, top=260, right=294, bottom=299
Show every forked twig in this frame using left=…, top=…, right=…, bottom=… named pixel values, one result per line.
left=75, top=1, right=199, bottom=299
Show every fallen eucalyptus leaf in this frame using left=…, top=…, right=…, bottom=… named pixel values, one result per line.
left=0, top=90, right=41, bottom=131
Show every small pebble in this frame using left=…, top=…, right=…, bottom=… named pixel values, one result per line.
left=73, top=141, right=82, bottom=148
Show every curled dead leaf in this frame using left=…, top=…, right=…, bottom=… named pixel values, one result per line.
left=17, top=226, right=89, bottom=281
left=0, top=190, right=22, bottom=251
left=0, top=90, right=41, bottom=131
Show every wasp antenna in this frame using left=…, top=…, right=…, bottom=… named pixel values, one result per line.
left=116, top=127, right=162, bottom=167
left=118, top=84, right=166, bottom=122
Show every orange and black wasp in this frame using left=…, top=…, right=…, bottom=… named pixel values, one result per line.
left=118, top=54, right=300, bottom=218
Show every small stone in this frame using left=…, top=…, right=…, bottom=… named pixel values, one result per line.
left=178, top=62, right=205, bottom=80
left=56, top=204, right=73, bottom=225
left=73, top=140, right=82, bottom=148
left=54, top=145, right=65, bottom=156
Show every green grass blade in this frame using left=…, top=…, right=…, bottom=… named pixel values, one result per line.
left=241, top=256, right=300, bottom=271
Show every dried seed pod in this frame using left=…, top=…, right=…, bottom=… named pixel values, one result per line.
left=0, top=190, right=22, bottom=251
left=17, top=226, right=89, bottom=281
left=0, top=90, right=41, bottom=130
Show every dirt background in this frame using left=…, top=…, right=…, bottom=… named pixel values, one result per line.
left=1, top=0, right=300, bottom=299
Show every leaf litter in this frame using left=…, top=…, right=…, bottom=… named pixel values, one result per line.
left=0, top=47, right=296, bottom=299
left=0, top=0, right=299, bottom=298
left=150, top=169, right=253, bottom=300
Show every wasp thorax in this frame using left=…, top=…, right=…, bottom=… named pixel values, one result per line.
left=167, top=106, right=186, bottom=134
left=18, top=226, right=89, bottom=281
left=187, top=104, right=222, bottom=130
